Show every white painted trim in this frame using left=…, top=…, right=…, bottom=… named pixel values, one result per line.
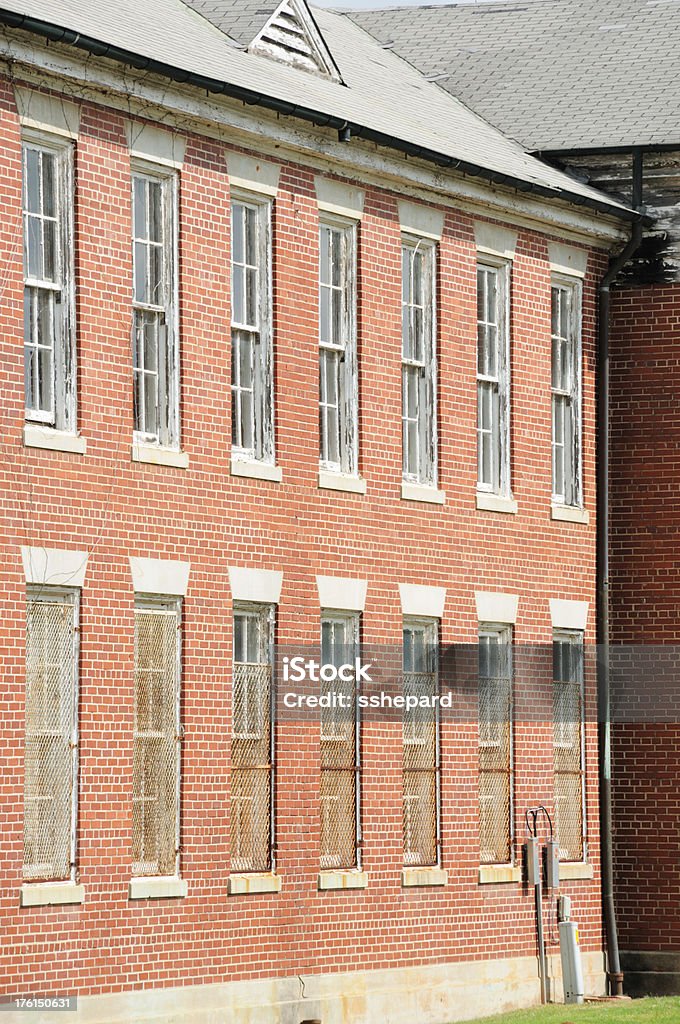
left=128, top=876, right=188, bottom=900
left=21, top=547, right=88, bottom=588
left=318, top=470, right=366, bottom=494
left=398, top=200, right=444, bottom=241
left=551, top=503, right=590, bottom=524
left=226, top=152, right=280, bottom=197
left=549, top=599, right=589, bottom=632
left=20, top=881, right=85, bottom=906
left=559, top=861, right=594, bottom=881
left=548, top=241, right=588, bottom=279
left=401, top=867, right=448, bottom=887
left=398, top=584, right=446, bottom=620
left=401, top=482, right=446, bottom=505
left=132, top=443, right=189, bottom=469
left=231, top=457, right=282, bottom=483
left=128, top=557, right=191, bottom=597
left=228, top=567, right=283, bottom=605
left=476, top=491, right=518, bottom=514
left=478, top=865, right=521, bottom=884
left=475, top=591, right=519, bottom=625
left=474, top=221, right=518, bottom=261
left=125, top=121, right=185, bottom=168
left=14, top=85, right=80, bottom=138
left=23, top=424, right=86, bottom=454
left=227, top=873, right=282, bottom=895
left=318, top=870, right=368, bottom=890
left=314, top=177, right=364, bottom=220
left=316, top=575, right=367, bottom=612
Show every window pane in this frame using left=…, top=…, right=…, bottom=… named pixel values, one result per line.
left=26, top=217, right=42, bottom=280
left=148, top=181, right=163, bottom=243
left=25, top=148, right=41, bottom=214
left=42, top=153, right=56, bottom=219
left=245, top=205, right=257, bottom=266
left=43, top=220, right=57, bottom=282
left=232, top=264, right=244, bottom=324
left=232, top=203, right=244, bottom=265
left=246, top=267, right=258, bottom=328
left=134, top=241, right=147, bottom=304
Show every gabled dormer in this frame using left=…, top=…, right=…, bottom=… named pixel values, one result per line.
left=249, top=0, right=343, bottom=82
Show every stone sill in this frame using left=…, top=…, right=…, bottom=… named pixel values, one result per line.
left=476, top=491, right=518, bottom=514
left=479, top=864, right=521, bottom=884
left=128, top=876, right=188, bottom=900
left=228, top=873, right=282, bottom=895
left=402, top=866, right=448, bottom=887
left=318, top=870, right=368, bottom=891
left=401, top=482, right=446, bottom=505
left=132, top=442, right=189, bottom=469
left=551, top=503, right=590, bottom=525
left=24, top=424, right=86, bottom=455
left=231, top=457, right=282, bottom=483
left=20, top=881, right=85, bottom=907
left=559, top=861, right=594, bottom=881
left=318, top=470, right=367, bottom=494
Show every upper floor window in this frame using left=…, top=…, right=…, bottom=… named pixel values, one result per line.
left=131, top=166, right=179, bottom=448
left=401, top=237, right=437, bottom=486
left=551, top=280, right=582, bottom=506
left=231, top=196, right=274, bottom=464
left=319, top=219, right=358, bottom=475
left=22, top=136, right=75, bottom=432
left=478, top=625, right=513, bottom=864
left=477, top=261, right=510, bottom=495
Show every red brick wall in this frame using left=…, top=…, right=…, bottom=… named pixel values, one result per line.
left=0, top=77, right=605, bottom=998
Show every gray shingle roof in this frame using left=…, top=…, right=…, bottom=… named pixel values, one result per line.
left=180, top=0, right=279, bottom=48
left=348, top=0, right=680, bottom=152
left=0, top=0, right=629, bottom=215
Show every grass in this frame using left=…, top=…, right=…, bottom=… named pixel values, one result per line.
left=459, top=997, right=680, bottom=1024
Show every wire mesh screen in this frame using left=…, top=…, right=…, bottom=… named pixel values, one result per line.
left=231, top=662, right=272, bottom=871
left=479, top=676, right=512, bottom=863
left=554, top=680, right=584, bottom=860
left=403, top=671, right=437, bottom=865
left=24, top=596, right=76, bottom=881
left=320, top=678, right=356, bottom=869
left=133, top=607, right=179, bottom=877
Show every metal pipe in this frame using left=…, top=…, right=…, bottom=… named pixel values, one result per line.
left=535, top=874, right=548, bottom=1004
left=596, top=147, right=643, bottom=998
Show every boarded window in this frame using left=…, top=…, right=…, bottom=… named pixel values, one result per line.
left=24, top=588, right=79, bottom=881
left=403, top=619, right=439, bottom=866
left=401, top=237, right=437, bottom=486
left=318, top=219, right=358, bottom=475
left=551, top=281, right=582, bottom=506
left=132, top=601, right=181, bottom=877
left=22, top=137, right=75, bottom=431
left=553, top=630, right=585, bottom=861
left=131, top=168, right=178, bottom=447
left=231, top=605, right=274, bottom=872
left=320, top=613, right=360, bottom=869
left=477, top=262, right=510, bottom=495
left=478, top=627, right=513, bottom=864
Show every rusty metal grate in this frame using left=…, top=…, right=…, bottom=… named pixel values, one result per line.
left=554, top=635, right=585, bottom=861
left=403, top=670, right=437, bottom=866
left=479, top=670, right=512, bottom=864
left=232, top=662, right=272, bottom=871
left=24, top=594, right=78, bottom=881
left=132, top=606, right=180, bottom=877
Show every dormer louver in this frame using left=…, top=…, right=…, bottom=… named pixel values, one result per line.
left=249, top=0, right=343, bottom=82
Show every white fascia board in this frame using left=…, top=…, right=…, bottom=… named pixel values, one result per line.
left=228, top=567, right=283, bottom=605
left=316, top=575, right=367, bottom=612
left=549, top=599, right=589, bottom=632
left=475, top=591, right=519, bottom=625
left=21, top=547, right=88, bottom=588
left=129, top=557, right=191, bottom=596
left=398, top=584, right=446, bottom=620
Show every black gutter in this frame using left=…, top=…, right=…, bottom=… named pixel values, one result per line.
left=0, top=7, right=640, bottom=223
left=596, top=147, right=644, bottom=998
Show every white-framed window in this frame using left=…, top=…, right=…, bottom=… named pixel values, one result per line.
left=320, top=612, right=360, bottom=869
left=551, top=279, right=582, bottom=506
left=553, top=629, right=586, bottom=861
left=402, top=618, right=440, bottom=867
left=22, top=134, right=76, bottom=431
left=132, top=597, right=182, bottom=877
left=401, top=236, right=437, bottom=485
left=478, top=625, right=513, bottom=864
left=131, top=164, right=179, bottom=448
left=231, top=195, right=274, bottom=463
left=477, top=261, right=510, bottom=495
left=319, top=218, right=358, bottom=475
left=231, top=604, right=274, bottom=872
left=23, top=587, right=79, bottom=881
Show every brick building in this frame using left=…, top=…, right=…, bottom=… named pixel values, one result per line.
left=0, top=0, right=638, bottom=1021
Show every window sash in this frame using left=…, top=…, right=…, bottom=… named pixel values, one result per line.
left=478, top=626, right=513, bottom=864
left=401, top=239, right=436, bottom=485
left=551, top=282, right=582, bottom=505
left=476, top=262, right=509, bottom=494
left=553, top=630, right=586, bottom=861
left=402, top=619, right=440, bottom=867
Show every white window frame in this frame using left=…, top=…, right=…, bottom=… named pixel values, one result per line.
left=401, top=235, right=437, bottom=487
left=478, top=624, right=514, bottom=866
left=318, top=216, right=358, bottom=476
left=476, top=259, right=511, bottom=496
left=22, top=131, right=76, bottom=433
left=23, top=586, right=80, bottom=882
left=553, top=628, right=587, bottom=862
left=131, top=161, right=180, bottom=449
left=551, top=277, right=583, bottom=507
left=230, top=193, right=274, bottom=465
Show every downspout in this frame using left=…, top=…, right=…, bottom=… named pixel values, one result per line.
left=597, top=147, right=643, bottom=998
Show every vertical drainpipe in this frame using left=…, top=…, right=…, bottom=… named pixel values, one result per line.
left=597, top=147, right=643, bottom=998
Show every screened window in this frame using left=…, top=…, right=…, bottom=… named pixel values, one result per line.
left=553, top=630, right=585, bottom=861
left=403, top=619, right=439, bottom=867
left=552, top=281, right=582, bottom=506
left=132, top=168, right=179, bottom=447
left=231, top=605, right=274, bottom=872
left=319, top=220, right=358, bottom=474
left=478, top=626, right=513, bottom=864
left=320, top=613, right=360, bottom=869
left=132, top=600, right=181, bottom=877
left=22, top=137, right=75, bottom=431
left=231, top=197, right=274, bottom=463
left=402, top=238, right=437, bottom=485
left=23, top=588, right=79, bottom=881
left=477, top=262, right=510, bottom=494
